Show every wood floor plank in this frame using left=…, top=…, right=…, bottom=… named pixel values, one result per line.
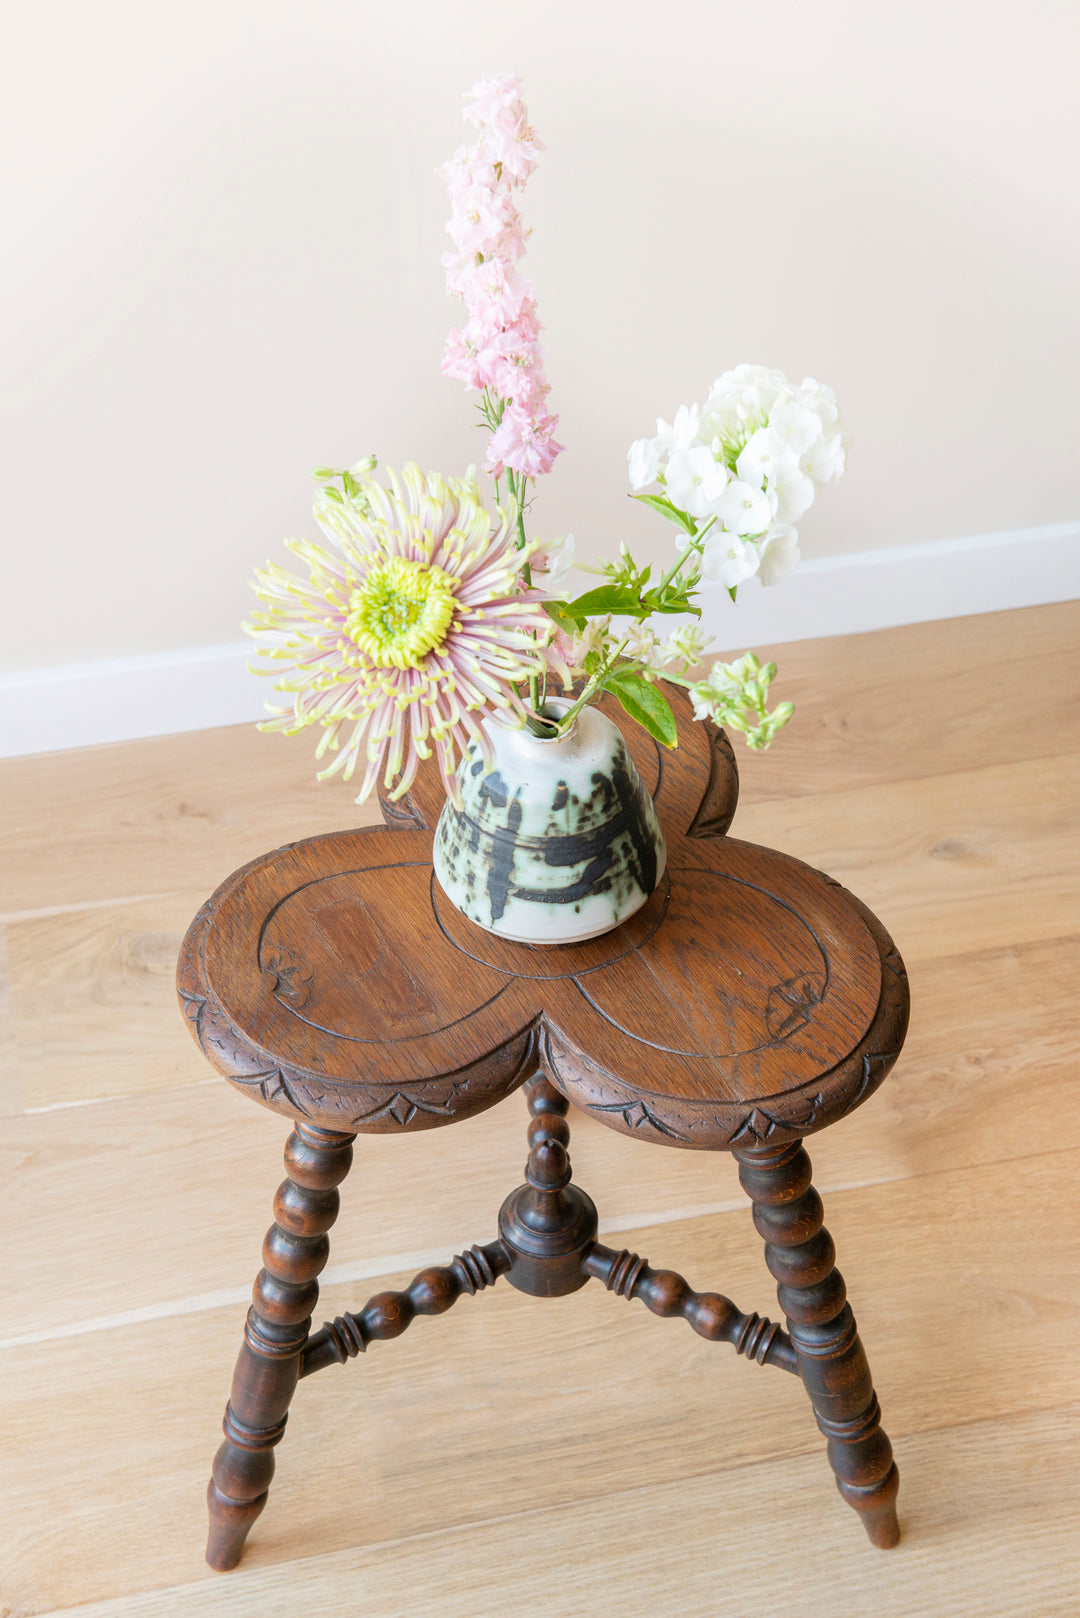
left=6, top=891, right=219, bottom=1112
left=737, top=752, right=1080, bottom=963
left=0, top=921, right=20, bottom=1116
left=4, top=604, right=1079, bottom=1618
left=2, top=603, right=1076, bottom=920
left=2, top=1150, right=1078, bottom=1610
left=38, top=1405, right=1080, bottom=1618
left=734, top=599, right=1080, bottom=803
left=0, top=722, right=383, bottom=917
left=5, top=933, right=1079, bottom=1340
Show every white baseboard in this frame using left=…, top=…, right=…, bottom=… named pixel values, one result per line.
left=704, top=520, right=1079, bottom=652
left=0, top=640, right=264, bottom=760
left=1, top=521, right=1076, bottom=759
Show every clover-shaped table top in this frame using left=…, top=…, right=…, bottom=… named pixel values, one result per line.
left=177, top=689, right=908, bottom=1152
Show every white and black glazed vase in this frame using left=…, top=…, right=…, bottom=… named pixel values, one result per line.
left=432, top=701, right=667, bottom=945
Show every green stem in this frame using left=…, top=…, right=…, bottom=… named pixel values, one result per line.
left=555, top=635, right=633, bottom=732
left=499, top=465, right=540, bottom=710
left=655, top=516, right=715, bottom=595
left=504, top=469, right=530, bottom=553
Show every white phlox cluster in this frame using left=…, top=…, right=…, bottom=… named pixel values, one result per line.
left=628, top=364, right=847, bottom=590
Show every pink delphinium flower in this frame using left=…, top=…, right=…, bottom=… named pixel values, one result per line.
left=462, top=73, right=544, bottom=181
left=486, top=401, right=562, bottom=478
left=440, top=73, right=563, bottom=481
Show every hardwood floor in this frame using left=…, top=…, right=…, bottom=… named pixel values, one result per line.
left=2, top=602, right=1078, bottom=1616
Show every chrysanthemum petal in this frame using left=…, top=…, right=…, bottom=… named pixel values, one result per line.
left=245, top=463, right=550, bottom=804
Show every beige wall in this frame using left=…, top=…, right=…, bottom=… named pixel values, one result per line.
left=3, top=0, right=1077, bottom=673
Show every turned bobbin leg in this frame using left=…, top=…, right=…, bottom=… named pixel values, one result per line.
left=523, top=1074, right=571, bottom=1155
left=735, top=1139, right=900, bottom=1549
left=206, top=1120, right=356, bottom=1571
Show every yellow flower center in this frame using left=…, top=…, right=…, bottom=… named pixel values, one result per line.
left=345, top=556, right=458, bottom=670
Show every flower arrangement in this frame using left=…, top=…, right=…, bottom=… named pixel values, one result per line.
left=246, top=73, right=847, bottom=805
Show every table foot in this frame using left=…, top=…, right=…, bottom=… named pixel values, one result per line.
left=735, top=1139, right=900, bottom=1548
left=205, top=1121, right=355, bottom=1571
left=206, top=1478, right=268, bottom=1573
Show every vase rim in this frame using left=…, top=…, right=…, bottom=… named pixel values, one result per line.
left=526, top=696, right=579, bottom=743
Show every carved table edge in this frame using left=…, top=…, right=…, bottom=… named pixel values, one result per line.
left=536, top=897, right=909, bottom=1152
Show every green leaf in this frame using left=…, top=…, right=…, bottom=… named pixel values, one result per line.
left=727, top=585, right=738, bottom=603
left=603, top=671, right=679, bottom=748
left=642, top=590, right=701, bottom=618
left=543, top=599, right=586, bottom=634
left=320, top=486, right=344, bottom=505
left=631, top=493, right=698, bottom=537
left=561, top=584, right=645, bottom=619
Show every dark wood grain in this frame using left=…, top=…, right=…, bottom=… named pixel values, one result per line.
left=180, top=684, right=910, bottom=1569
left=176, top=688, right=908, bottom=1149
left=205, top=1120, right=355, bottom=1571
left=299, top=1241, right=511, bottom=1378
left=736, top=1140, right=901, bottom=1548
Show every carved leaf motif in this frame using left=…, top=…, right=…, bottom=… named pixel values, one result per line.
left=225, top=1067, right=313, bottom=1116
left=765, top=972, right=825, bottom=1041
left=262, top=945, right=315, bottom=1009
left=178, top=989, right=209, bottom=1053
left=729, top=1107, right=777, bottom=1145
left=377, top=787, right=427, bottom=830
left=260, top=1070, right=290, bottom=1106
left=588, top=1097, right=686, bottom=1140
left=727, top=1091, right=825, bottom=1145
left=851, top=1051, right=897, bottom=1108
left=349, top=1089, right=451, bottom=1127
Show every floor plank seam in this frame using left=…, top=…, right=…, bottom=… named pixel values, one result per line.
left=43, top=1399, right=1080, bottom=1615
left=5, top=605, right=1080, bottom=1616
left=886, top=930, right=1080, bottom=972
left=269, top=1397, right=1080, bottom=1566
left=6, top=1139, right=1077, bottom=1351
left=0, top=890, right=176, bottom=926
left=734, top=741, right=1080, bottom=812
left=0, top=1173, right=913, bottom=1349
left=22, top=1077, right=221, bottom=1116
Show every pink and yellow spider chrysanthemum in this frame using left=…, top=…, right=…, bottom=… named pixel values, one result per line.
left=245, top=463, right=553, bottom=805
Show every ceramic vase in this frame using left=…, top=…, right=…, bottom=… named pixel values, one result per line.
left=432, top=700, right=666, bottom=945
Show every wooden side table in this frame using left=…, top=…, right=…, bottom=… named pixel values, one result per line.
left=177, top=689, right=909, bottom=1572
